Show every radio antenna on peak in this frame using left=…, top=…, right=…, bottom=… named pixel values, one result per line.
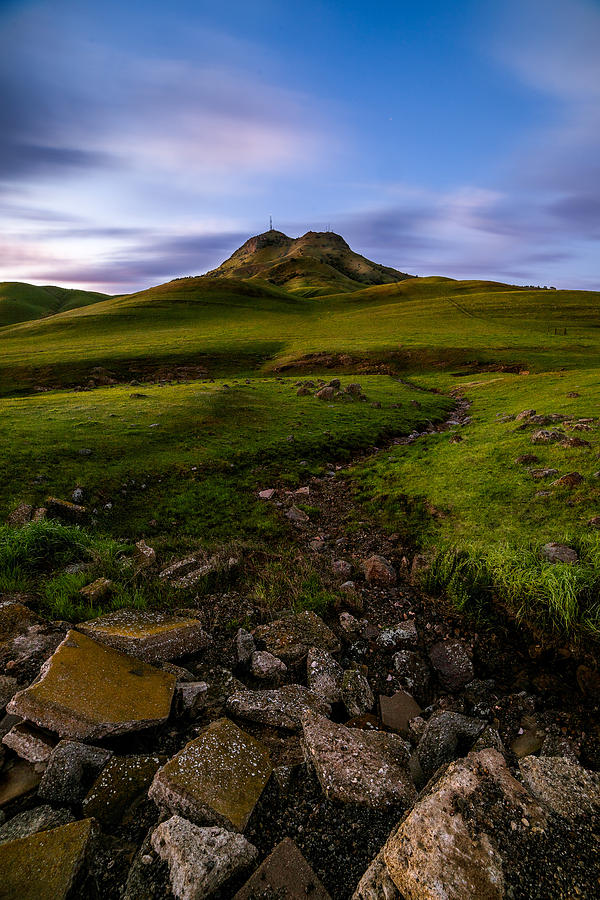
left=269, top=216, right=273, bottom=231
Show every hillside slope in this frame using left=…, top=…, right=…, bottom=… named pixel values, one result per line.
left=0, top=282, right=110, bottom=327
left=204, top=229, right=412, bottom=294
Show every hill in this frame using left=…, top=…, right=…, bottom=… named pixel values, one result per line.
left=0, top=282, right=110, bottom=327
left=203, top=229, right=413, bottom=295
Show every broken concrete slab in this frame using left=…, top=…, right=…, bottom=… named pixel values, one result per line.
left=301, top=710, right=415, bottom=809
left=83, top=754, right=163, bottom=827
left=253, top=610, right=340, bottom=664
left=151, top=816, right=258, bottom=900
left=227, top=685, right=331, bottom=731
left=2, top=722, right=56, bottom=765
left=77, top=609, right=210, bottom=663
left=234, top=837, right=331, bottom=899
left=39, top=740, right=112, bottom=804
left=149, top=717, right=272, bottom=832
left=0, top=818, right=96, bottom=900
left=0, top=805, right=74, bottom=846
left=379, top=691, right=421, bottom=738
left=7, top=630, right=176, bottom=740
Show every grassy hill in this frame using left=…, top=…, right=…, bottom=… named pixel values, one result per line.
left=204, top=229, right=413, bottom=294
left=0, top=282, right=110, bottom=327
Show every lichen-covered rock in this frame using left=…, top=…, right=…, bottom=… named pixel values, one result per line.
left=250, top=650, right=288, bottom=684
left=301, top=710, right=415, bottom=808
left=417, top=710, right=485, bottom=779
left=45, top=496, right=87, bottom=521
left=307, top=647, right=344, bottom=704
left=0, top=601, right=40, bottom=651
left=77, top=609, right=210, bottom=663
left=175, top=681, right=208, bottom=717
left=392, top=650, right=432, bottom=704
left=428, top=640, right=474, bottom=691
left=38, top=740, right=112, bottom=804
left=519, top=755, right=600, bottom=819
left=151, top=816, right=258, bottom=900
left=234, top=837, right=331, bottom=899
left=0, top=818, right=97, bottom=900
left=0, top=805, right=74, bottom=846
left=149, top=718, right=272, bottom=832
left=376, top=621, right=418, bottom=650
left=541, top=542, right=579, bottom=564
left=8, top=630, right=176, bottom=740
left=341, top=669, right=374, bottom=718
left=253, top=610, right=340, bottom=663
left=227, top=685, right=330, bottom=731
left=83, top=754, right=163, bottom=826
left=363, top=555, right=396, bottom=585
left=235, top=628, right=255, bottom=668
left=134, top=539, right=156, bottom=568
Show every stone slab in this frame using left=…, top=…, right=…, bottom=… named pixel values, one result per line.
left=2, top=722, right=56, bottom=764
left=83, top=754, right=163, bottom=826
left=379, top=691, right=421, bottom=738
left=0, top=805, right=75, bottom=846
left=149, top=717, right=272, bottom=832
left=0, top=758, right=42, bottom=808
left=227, top=685, right=331, bottom=731
left=0, top=818, right=96, bottom=900
left=7, top=630, right=176, bottom=740
left=234, top=837, right=331, bottom=899
left=77, top=609, right=210, bottom=663
left=253, top=611, right=340, bottom=663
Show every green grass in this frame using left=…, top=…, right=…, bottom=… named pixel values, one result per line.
left=0, top=282, right=109, bottom=328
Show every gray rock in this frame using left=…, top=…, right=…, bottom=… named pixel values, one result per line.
left=541, top=542, right=579, bottom=564
left=38, top=739, right=112, bottom=803
left=250, top=650, right=287, bottom=684
left=428, top=640, right=474, bottom=691
left=227, top=685, right=330, bottom=731
left=392, top=650, right=431, bottom=703
left=175, top=681, right=208, bottom=717
left=151, top=816, right=258, bottom=900
left=417, top=710, right=486, bottom=778
left=376, top=621, right=418, bottom=650
left=341, top=669, right=374, bottom=718
left=307, top=647, right=344, bottom=705
left=0, top=804, right=75, bottom=845
left=286, top=505, right=309, bottom=523
left=235, top=628, right=255, bottom=668
left=253, top=611, right=340, bottom=664
left=519, top=755, right=600, bottom=820
left=301, top=710, right=415, bottom=808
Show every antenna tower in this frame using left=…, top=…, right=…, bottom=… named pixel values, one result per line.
left=269, top=216, right=273, bottom=231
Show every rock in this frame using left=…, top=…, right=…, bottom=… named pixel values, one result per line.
left=339, top=611, right=364, bottom=638
left=235, top=628, right=256, bottom=668
left=135, top=539, right=156, bottom=568
left=429, top=640, right=474, bottom=691
left=566, top=391, right=580, bottom=398
left=588, top=515, right=600, bottom=527
left=376, top=621, right=417, bottom=650
left=0, top=676, right=17, bottom=712
left=383, top=749, right=546, bottom=900
left=379, top=691, right=421, bottom=738
left=392, top=650, right=431, bottom=704
left=149, top=718, right=272, bottom=831
left=234, top=837, right=331, bottom=899
left=301, top=710, right=415, bottom=808
left=286, top=505, right=309, bottom=523
left=410, top=553, right=430, bottom=581
left=307, top=647, right=344, bottom=704
left=2, top=722, right=56, bottom=764
left=38, top=739, right=112, bottom=803
left=341, top=669, right=374, bottom=718
left=519, top=755, right=600, bottom=819
left=83, top=754, right=163, bottom=826
left=45, top=496, right=86, bottom=521
left=77, top=609, right=210, bottom=663
left=151, top=816, right=258, bottom=900
left=516, top=409, right=536, bottom=420
left=0, top=758, right=42, bottom=808
left=0, top=818, right=97, bottom=900
left=0, top=805, right=74, bottom=845
left=363, top=555, right=396, bottom=585
left=352, top=849, right=400, bottom=900
left=253, top=611, right=340, bottom=664
left=78, top=577, right=112, bottom=603
left=515, top=454, right=539, bottom=465
left=541, top=542, right=578, bottom=564
left=0, top=601, right=40, bottom=651
left=316, top=386, right=335, bottom=400
left=250, top=651, right=287, bottom=684
left=345, top=383, right=363, bottom=397
left=258, top=489, right=275, bottom=500
left=296, top=386, right=311, bottom=396
left=6, top=503, right=33, bottom=526
left=472, top=725, right=505, bottom=754
left=8, top=631, right=176, bottom=740
left=511, top=727, right=545, bottom=758
left=559, top=437, right=591, bottom=449
left=530, top=429, right=564, bottom=444
left=227, top=685, right=330, bottom=730
left=529, top=468, right=558, bottom=480
left=417, top=710, right=486, bottom=779
left=550, top=471, right=584, bottom=488
left=175, top=681, right=209, bottom=717
left=71, top=487, right=84, bottom=504
left=332, top=559, right=353, bottom=578
left=0, top=609, right=65, bottom=682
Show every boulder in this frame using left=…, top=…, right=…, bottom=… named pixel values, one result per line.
left=530, top=429, right=564, bottom=444
left=8, top=631, right=176, bottom=740
left=541, top=542, right=578, bottom=564
left=392, top=650, right=431, bottom=704
left=363, top=555, right=396, bottom=585
left=234, top=837, right=331, bottom=899
left=316, top=386, right=335, bottom=400
left=258, top=489, right=275, bottom=500
left=77, top=609, right=210, bottom=663
left=149, top=718, right=272, bottom=832
left=301, top=710, right=415, bottom=808
left=416, top=710, right=486, bottom=779
left=307, top=647, right=344, bottom=704
left=376, top=621, right=418, bottom=650
left=38, top=740, right=112, bottom=804
left=519, top=755, right=600, bottom=820
left=45, top=496, right=86, bottom=521
left=134, top=539, right=156, bottom=568
left=78, top=577, right=112, bottom=603
left=0, top=818, right=97, bottom=900
left=6, top=503, right=33, bottom=526
left=428, top=640, right=474, bottom=691
left=227, top=685, right=330, bottom=731
left=83, top=754, right=163, bottom=827
left=379, top=691, right=421, bottom=738
left=345, top=383, right=363, bottom=397
left=151, top=816, right=258, bottom=900
left=550, top=471, right=584, bottom=488
left=333, top=559, right=353, bottom=578
left=341, top=669, right=374, bottom=718
left=352, top=849, right=400, bottom=900
left=250, top=650, right=288, bottom=684
left=0, top=805, right=74, bottom=846
left=253, top=611, right=340, bottom=664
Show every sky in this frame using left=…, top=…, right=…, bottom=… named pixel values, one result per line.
left=0, top=0, right=598, bottom=293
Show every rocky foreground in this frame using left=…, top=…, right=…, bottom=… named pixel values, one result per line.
left=1, top=445, right=600, bottom=897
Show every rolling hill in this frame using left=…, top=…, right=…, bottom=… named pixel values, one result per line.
left=0, top=282, right=110, bottom=327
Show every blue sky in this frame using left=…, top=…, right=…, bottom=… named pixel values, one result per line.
left=0, top=0, right=598, bottom=291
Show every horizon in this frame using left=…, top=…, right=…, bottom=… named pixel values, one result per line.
left=1, top=0, right=599, bottom=293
